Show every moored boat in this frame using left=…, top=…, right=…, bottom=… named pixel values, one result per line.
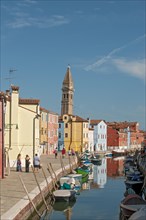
left=112, top=149, right=127, bottom=157
left=124, top=179, right=144, bottom=195
left=120, top=194, right=146, bottom=219
left=53, top=189, right=76, bottom=202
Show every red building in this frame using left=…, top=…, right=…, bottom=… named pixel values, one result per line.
left=107, top=121, right=145, bottom=150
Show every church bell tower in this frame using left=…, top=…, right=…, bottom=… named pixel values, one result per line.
left=61, top=65, right=74, bottom=115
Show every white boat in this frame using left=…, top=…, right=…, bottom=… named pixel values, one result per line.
left=67, top=173, right=82, bottom=182
left=53, top=189, right=76, bottom=202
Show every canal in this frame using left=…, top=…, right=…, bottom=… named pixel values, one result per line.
left=41, top=157, right=126, bottom=220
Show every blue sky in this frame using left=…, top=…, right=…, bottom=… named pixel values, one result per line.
left=1, top=0, right=146, bottom=130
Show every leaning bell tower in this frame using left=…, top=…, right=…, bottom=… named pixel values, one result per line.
left=61, top=65, right=74, bottom=115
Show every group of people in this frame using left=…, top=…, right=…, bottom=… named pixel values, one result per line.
left=16, top=153, right=41, bottom=173
left=53, top=147, right=75, bottom=159
left=16, top=154, right=30, bottom=172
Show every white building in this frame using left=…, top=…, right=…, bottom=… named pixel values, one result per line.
left=88, top=128, right=94, bottom=152
left=58, top=117, right=64, bottom=151
left=90, top=120, right=107, bottom=152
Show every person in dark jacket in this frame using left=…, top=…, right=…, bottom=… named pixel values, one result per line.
left=25, top=155, right=30, bottom=172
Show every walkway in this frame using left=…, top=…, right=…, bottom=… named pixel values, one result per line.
left=0, top=153, right=76, bottom=220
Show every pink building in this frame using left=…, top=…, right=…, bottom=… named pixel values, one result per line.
left=48, top=111, right=59, bottom=154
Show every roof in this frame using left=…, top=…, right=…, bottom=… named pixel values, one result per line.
left=59, top=114, right=88, bottom=122
left=90, top=119, right=105, bottom=125
left=62, top=66, right=74, bottom=89
left=107, top=121, right=138, bottom=131
left=19, top=98, right=40, bottom=105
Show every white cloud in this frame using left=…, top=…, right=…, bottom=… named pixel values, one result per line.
left=112, top=58, right=146, bottom=80
left=84, top=34, right=146, bottom=72
left=7, top=15, right=70, bottom=29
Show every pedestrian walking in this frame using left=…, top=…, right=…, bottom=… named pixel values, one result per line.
left=54, top=147, right=58, bottom=159
left=68, top=149, right=71, bottom=156
left=71, top=148, right=75, bottom=156
left=62, top=147, right=66, bottom=158
left=33, top=153, right=41, bottom=172
left=16, top=153, right=22, bottom=172
left=25, top=155, right=30, bottom=172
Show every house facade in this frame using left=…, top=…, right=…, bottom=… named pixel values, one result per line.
left=107, top=121, right=144, bottom=150
left=90, top=120, right=107, bottom=152
left=40, top=107, right=48, bottom=154
left=58, top=117, right=64, bottom=151
left=61, top=114, right=89, bottom=153
left=47, top=111, right=58, bottom=154
left=4, top=85, right=40, bottom=168
left=88, top=128, right=94, bottom=152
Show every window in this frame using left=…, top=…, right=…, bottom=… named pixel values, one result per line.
left=59, top=133, right=61, bottom=138
left=65, top=123, right=68, bottom=128
left=59, top=124, right=61, bottom=128
left=65, top=133, right=68, bottom=138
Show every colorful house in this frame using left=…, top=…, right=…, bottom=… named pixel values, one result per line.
left=47, top=110, right=58, bottom=154
left=60, top=114, right=89, bottom=153
left=58, top=117, right=64, bottom=151
left=107, top=121, right=144, bottom=151
left=90, top=120, right=107, bottom=152
left=4, top=85, right=40, bottom=169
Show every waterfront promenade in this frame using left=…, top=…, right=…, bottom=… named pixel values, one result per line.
left=0, top=153, right=75, bottom=220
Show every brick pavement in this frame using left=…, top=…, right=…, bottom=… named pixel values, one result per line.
left=0, top=153, right=76, bottom=220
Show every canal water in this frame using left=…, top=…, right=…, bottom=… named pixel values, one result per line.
left=41, top=157, right=126, bottom=220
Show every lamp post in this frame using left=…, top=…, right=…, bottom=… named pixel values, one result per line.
left=33, top=115, right=39, bottom=160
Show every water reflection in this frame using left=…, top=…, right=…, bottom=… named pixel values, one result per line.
left=92, top=158, right=107, bottom=188
left=41, top=157, right=125, bottom=220
left=107, top=156, right=124, bottom=177
left=90, top=156, right=124, bottom=189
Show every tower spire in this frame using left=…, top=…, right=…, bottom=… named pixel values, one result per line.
left=61, top=66, right=74, bottom=115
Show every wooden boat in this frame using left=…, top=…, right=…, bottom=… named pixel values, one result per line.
left=112, top=149, right=127, bottom=156
left=53, top=189, right=76, bottom=202
left=75, top=167, right=90, bottom=175
left=120, top=194, right=146, bottom=219
left=124, top=179, right=144, bottom=195
left=128, top=206, right=146, bottom=220
left=90, top=158, right=102, bottom=165
left=105, top=152, right=113, bottom=157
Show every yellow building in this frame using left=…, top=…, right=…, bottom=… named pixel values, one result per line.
left=40, top=107, right=48, bottom=154
left=61, top=114, right=89, bottom=153
left=4, top=85, right=40, bottom=169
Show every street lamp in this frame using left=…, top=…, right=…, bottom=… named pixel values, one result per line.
left=5, top=124, right=19, bottom=129
left=33, top=115, right=40, bottom=160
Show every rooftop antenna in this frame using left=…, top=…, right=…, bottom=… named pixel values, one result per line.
left=5, top=68, right=17, bottom=89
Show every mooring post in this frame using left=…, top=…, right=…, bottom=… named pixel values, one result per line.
left=31, top=165, right=49, bottom=210
left=47, top=164, right=58, bottom=190
left=19, top=175, right=41, bottom=218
